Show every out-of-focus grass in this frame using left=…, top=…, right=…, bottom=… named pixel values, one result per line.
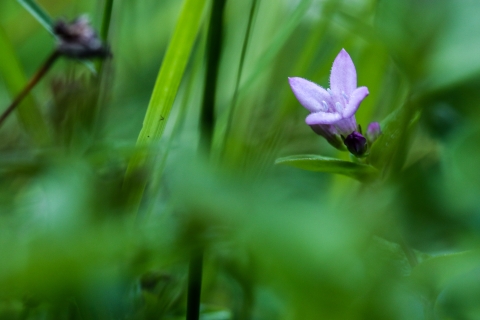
left=1, top=0, right=480, bottom=319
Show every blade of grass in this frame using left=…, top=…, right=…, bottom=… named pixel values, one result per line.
left=17, top=0, right=54, bottom=34
left=216, top=0, right=313, bottom=171
left=217, top=0, right=258, bottom=160
left=124, top=0, right=208, bottom=210
left=0, top=26, right=51, bottom=146
left=235, top=0, right=312, bottom=102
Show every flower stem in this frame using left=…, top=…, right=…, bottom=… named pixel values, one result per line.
left=0, top=50, right=60, bottom=128
left=186, top=250, right=204, bottom=320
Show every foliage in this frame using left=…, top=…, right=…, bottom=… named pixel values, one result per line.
left=0, top=0, right=480, bottom=319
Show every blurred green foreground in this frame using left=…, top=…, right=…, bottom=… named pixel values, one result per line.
left=1, top=0, right=480, bottom=319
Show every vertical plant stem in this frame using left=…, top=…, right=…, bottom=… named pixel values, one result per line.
left=187, top=0, right=226, bottom=318
left=200, top=0, right=227, bottom=152
left=100, top=0, right=114, bottom=42
left=186, top=250, right=204, bottom=320
left=96, top=0, right=114, bottom=73
left=220, top=0, right=258, bottom=158
left=0, top=50, right=60, bottom=128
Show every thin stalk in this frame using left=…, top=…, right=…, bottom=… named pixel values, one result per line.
left=186, top=251, right=204, bottom=320
left=220, top=0, right=258, bottom=159
left=0, top=50, right=60, bottom=128
left=199, top=0, right=227, bottom=152
left=95, top=0, right=114, bottom=74
left=187, top=0, right=226, bottom=318
left=100, top=0, right=114, bottom=42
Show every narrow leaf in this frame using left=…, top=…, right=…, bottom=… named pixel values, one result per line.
left=17, top=0, right=55, bottom=34
left=133, top=0, right=207, bottom=148
left=275, top=154, right=378, bottom=182
left=124, top=0, right=208, bottom=212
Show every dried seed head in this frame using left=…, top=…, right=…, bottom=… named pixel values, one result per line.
left=54, top=16, right=110, bottom=59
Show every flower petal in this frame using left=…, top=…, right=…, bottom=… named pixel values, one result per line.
left=306, top=111, right=342, bottom=125
left=329, top=49, right=357, bottom=96
left=342, top=86, right=369, bottom=118
left=288, top=77, right=332, bottom=113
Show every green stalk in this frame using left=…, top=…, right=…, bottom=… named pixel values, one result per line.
left=124, top=0, right=208, bottom=210
left=187, top=0, right=226, bottom=318
left=199, top=0, right=227, bottom=152
left=186, top=251, right=204, bottom=320
left=95, top=0, right=114, bottom=73
left=219, top=0, right=258, bottom=158
left=100, top=0, right=114, bottom=42
left=0, top=26, right=51, bottom=146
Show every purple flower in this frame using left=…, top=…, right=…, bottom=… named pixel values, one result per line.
left=288, top=49, right=369, bottom=150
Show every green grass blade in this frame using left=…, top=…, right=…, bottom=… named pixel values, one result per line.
left=17, top=0, right=55, bottom=34
left=132, top=0, right=208, bottom=151
left=0, top=26, right=51, bottom=146
left=275, top=154, right=378, bottom=182
left=124, top=0, right=208, bottom=210
left=218, top=0, right=258, bottom=158
left=236, top=0, right=312, bottom=100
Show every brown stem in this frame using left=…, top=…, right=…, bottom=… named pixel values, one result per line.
left=0, top=50, right=60, bottom=127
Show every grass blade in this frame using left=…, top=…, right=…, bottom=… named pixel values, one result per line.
left=17, top=0, right=54, bottom=34
left=133, top=0, right=208, bottom=148
left=124, top=0, right=208, bottom=211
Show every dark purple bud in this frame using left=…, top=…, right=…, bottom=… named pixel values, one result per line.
left=344, top=131, right=367, bottom=156
left=54, top=16, right=110, bottom=59
left=366, top=122, right=381, bottom=144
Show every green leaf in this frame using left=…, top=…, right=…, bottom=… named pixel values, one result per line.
left=132, top=0, right=208, bottom=148
left=275, top=154, right=378, bottom=182
left=124, top=0, right=208, bottom=211
left=0, top=26, right=51, bottom=146
left=410, top=251, right=480, bottom=298
left=17, top=0, right=55, bottom=34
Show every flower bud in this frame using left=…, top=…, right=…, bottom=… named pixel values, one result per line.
left=366, top=122, right=381, bottom=145
left=344, top=131, right=367, bottom=157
